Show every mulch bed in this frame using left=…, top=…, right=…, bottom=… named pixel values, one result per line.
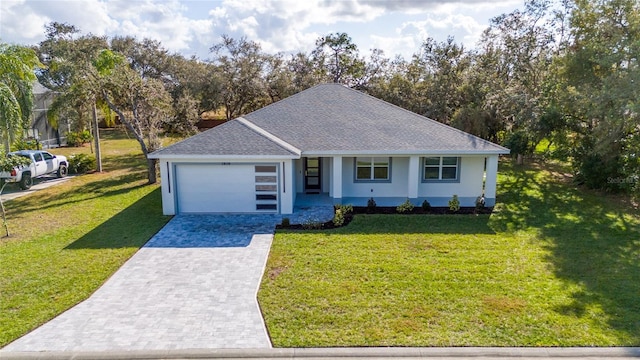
left=276, top=206, right=494, bottom=231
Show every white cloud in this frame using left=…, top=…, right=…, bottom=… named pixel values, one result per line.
left=1, top=0, right=117, bottom=44
left=400, top=13, right=485, bottom=46
left=202, top=0, right=388, bottom=57
left=0, top=0, right=522, bottom=60
left=370, top=34, right=418, bottom=60
left=0, top=1, right=50, bottom=41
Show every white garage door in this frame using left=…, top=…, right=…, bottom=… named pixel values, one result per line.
left=174, top=163, right=278, bottom=213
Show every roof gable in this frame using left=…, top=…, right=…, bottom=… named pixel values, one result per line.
left=149, top=119, right=297, bottom=158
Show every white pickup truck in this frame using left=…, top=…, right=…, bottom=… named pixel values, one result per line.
left=0, top=150, right=69, bottom=190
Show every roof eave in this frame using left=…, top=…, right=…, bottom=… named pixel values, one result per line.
left=301, top=149, right=510, bottom=156
left=148, top=154, right=299, bottom=160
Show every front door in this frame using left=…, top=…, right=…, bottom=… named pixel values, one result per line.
left=304, top=157, right=321, bottom=193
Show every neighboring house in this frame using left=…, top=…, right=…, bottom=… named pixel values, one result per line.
left=29, top=82, right=69, bottom=148
left=149, top=84, right=510, bottom=215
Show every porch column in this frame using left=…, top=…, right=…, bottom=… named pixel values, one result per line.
left=484, top=155, right=499, bottom=207
left=281, top=159, right=294, bottom=214
left=408, top=155, right=419, bottom=201
left=332, top=156, right=343, bottom=201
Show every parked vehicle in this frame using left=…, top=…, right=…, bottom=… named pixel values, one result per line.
left=0, top=150, right=68, bottom=190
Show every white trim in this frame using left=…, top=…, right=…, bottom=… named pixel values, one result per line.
left=354, top=156, right=391, bottom=182
left=237, top=117, right=302, bottom=156
left=148, top=154, right=297, bottom=160
left=303, top=149, right=509, bottom=156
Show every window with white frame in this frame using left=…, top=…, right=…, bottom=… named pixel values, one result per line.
left=424, top=157, right=459, bottom=181
left=356, top=157, right=390, bottom=181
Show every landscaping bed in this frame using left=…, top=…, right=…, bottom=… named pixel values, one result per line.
left=276, top=205, right=493, bottom=230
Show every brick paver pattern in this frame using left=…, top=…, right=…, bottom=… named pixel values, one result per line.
left=3, top=215, right=284, bottom=351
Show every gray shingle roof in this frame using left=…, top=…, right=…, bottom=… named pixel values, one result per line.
left=244, top=84, right=509, bottom=154
left=151, top=83, right=509, bottom=158
left=149, top=119, right=297, bottom=158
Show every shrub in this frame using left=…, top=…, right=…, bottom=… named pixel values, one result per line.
left=448, top=194, right=461, bottom=212
left=281, top=217, right=290, bottom=228
left=333, top=209, right=345, bottom=227
left=68, top=153, right=96, bottom=174
left=66, top=130, right=93, bottom=147
left=421, top=199, right=431, bottom=211
left=332, top=204, right=354, bottom=227
left=12, top=138, right=39, bottom=151
left=396, top=199, right=414, bottom=214
left=302, top=220, right=323, bottom=230
left=337, top=204, right=353, bottom=215
left=367, top=197, right=377, bottom=213
left=0, top=153, right=31, bottom=172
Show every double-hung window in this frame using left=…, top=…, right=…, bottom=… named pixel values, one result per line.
left=356, top=157, right=390, bottom=181
left=424, top=157, right=459, bottom=181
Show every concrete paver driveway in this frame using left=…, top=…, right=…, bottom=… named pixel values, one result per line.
left=2, top=215, right=280, bottom=352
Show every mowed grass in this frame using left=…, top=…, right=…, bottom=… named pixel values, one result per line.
left=258, top=161, right=640, bottom=347
left=0, top=129, right=172, bottom=347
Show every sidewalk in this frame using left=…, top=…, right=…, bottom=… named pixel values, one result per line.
left=1, top=347, right=639, bottom=359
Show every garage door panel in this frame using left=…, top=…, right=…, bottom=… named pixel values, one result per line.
left=175, top=164, right=263, bottom=213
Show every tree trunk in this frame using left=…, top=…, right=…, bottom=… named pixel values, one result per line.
left=0, top=181, right=11, bottom=237
left=147, top=158, right=157, bottom=184
left=517, top=153, right=524, bottom=165
left=92, top=101, right=103, bottom=172
left=102, top=92, right=156, bottom=184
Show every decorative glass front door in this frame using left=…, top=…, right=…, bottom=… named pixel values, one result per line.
left=304, top=157, right=321, bottom=193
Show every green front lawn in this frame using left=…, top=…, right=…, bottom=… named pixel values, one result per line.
left=0, top=130, right=172, bottom=347
left=258, top=161, right=640, bottom=346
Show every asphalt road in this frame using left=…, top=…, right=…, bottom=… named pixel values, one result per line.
left=0, top=175, right=73, bottom=202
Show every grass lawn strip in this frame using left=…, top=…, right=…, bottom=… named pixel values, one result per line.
left=0, top=130, right=172, bottom=347
left=258, top=161, right=640, bottom=347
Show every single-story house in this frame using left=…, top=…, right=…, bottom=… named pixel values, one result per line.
left=149, top=84, right=510, bottom=215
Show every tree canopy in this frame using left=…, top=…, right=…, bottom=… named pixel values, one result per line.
left=14, top=0, right=638, bottom=196
left=0, top=43, right=42, bottom=152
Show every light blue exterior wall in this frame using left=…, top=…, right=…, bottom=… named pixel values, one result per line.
left=341, top=157, right=409, bottom=198
left=295, top=155, right=499, bottom=208
left=417, top=157, right=485, bottom=205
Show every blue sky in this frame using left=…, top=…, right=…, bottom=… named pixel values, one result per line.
left=1, top=0, right=523, bottom=60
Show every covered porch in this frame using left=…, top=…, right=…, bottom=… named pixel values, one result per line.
left=289, top=154, right=500, bottom=210
left=290, top=192, right=334, bottom=224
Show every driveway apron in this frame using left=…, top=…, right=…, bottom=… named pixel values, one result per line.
left=2, top=214, right=280, bottom=352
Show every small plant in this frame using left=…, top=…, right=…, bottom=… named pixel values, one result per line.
left=333, top=209, right=345, bottom=227
left=337, top=204, right=353, bottom=214
left=281, top=217, right=290, bottom=228
left=396, top=198, right=414, bottom=214
left=421, top=199, right=431, bottom=211
left=68, top=153, right=96, bottom=174
left=367, top=197, right=377, bottom=213
left=302, top=219, right=323, bottom=230
left=333, top=204, right=353, bottom=227
left=66, top=130, right=93, bottom=147
left=448, top=194, right=461, bottom=212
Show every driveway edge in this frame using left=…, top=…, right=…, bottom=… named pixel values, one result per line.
left=2, top=347, right=640, bottom=359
